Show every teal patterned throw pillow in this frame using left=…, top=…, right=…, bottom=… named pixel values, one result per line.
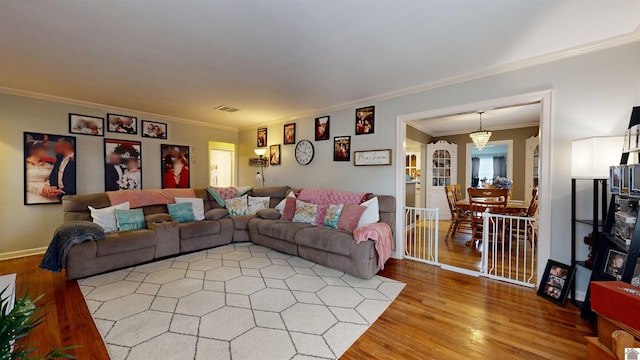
left=114, top=208, right=146, bottom=231
left=168, top=202, right=196, bottom=223
left=323, top=203, right=344, bottom=228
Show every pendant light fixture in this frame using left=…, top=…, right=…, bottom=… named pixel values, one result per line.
left=469, top=110, right=492, bottom=151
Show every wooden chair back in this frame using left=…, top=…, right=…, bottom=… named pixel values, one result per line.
left=526, top=188, right=539, bottom=217
left=467, top=188, right=509, bottom=220
left=453, top=184, right=463, bottom=201
left=444, top=185, right=458, bottom=218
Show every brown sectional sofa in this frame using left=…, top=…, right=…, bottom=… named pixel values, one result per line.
left=60, top=186, right=394, bottom=280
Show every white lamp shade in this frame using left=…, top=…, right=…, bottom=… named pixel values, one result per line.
left=571, top=136, right=623, bottom=179
left=254, top=148, right=267, bottom=156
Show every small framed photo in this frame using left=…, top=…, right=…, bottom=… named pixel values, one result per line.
left=69, top=113, right=104, bottom=136
left=257, top=128, right=267, bottom=147
left=141, top=120, right=168, bottom=139
left=107, top=113, right=138, bottom=135
left=603, top=248, right=627, bottom=279
left=24, top=132, right=77, bottom=205
left=355, top=106, right=375, bottom=135
left=283, top=123, right=296, bottom=145
left=161, top=144, right=190, bottom=188
left=104, top=139, right=142, bottom=191
left=334, top=136, right=351, bottom=162
left=315, top=116, right=330, bottom=141
left=270, top=144, right=281, bottom=165
left=610, top=166, right=621, bottom=194
left=537, top=260, right=575, bottom=306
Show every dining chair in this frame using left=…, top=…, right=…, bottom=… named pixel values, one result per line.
left=511, top=187, right=539, bottom=246
left=467, top=188, right=508, bottom=249
left=453, top=184, right=463, bottom=202
left=444, top=185, right=471, bottom=241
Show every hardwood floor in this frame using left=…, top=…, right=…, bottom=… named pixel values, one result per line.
left=1, top=255, right=592, bottom=359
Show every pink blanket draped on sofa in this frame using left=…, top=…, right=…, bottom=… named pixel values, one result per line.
left=353, top=222, right=394, bottom=270
left=297, top=188, right=369, bottom=226
left=107, top=189, right=196, bottom=208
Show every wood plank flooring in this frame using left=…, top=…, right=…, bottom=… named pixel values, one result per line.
left=1, top=254, right=592, bottom=359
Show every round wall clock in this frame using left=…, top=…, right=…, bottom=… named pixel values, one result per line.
left=295, top=139, right=315, bottom=165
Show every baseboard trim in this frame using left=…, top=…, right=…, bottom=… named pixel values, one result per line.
left=0, top=247, right=47, bottom=261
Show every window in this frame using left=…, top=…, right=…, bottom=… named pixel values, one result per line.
left=209, top=142, right=235, bottom=187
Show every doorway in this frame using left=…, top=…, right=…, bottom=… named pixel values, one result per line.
left=208, top=141, right=235, bottom=187
left=395, top=91, right=552, bottom=285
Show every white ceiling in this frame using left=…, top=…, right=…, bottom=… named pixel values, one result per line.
left=410, top=103, right=541, bottom=137
left=1, top=1, right=639, bottom=129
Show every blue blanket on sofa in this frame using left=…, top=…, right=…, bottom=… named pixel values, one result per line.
left=39, top=221, right=105, bottom=272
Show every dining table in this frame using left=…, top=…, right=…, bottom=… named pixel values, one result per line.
left=455, top=198, right=528, bottom=215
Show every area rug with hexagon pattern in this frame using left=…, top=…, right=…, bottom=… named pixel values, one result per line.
left=78, top=242, right=405, bottom=360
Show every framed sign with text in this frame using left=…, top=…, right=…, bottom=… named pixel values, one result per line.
left=354, top=149, right=392, bottom=166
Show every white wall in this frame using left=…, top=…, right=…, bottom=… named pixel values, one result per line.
left=239, top=42, right=640, bottom=273
left=0, top=93, right=237, bottom=255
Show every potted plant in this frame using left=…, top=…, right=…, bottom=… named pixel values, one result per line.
left=1, top=287, right=78, bottom=359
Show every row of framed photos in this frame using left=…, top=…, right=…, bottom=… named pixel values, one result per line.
left=255, top=105, right=375, bottom=148
left=258, top=136, right=354, bottom=167
left=69, top=113, right=168, bottom=139
left=24, top=131, right=190, bottom=205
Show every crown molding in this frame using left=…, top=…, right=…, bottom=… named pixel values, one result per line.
left=240, top=28, right=640, bottom=132
left=407, top=122, right=434, bottom=137
left=0, top=87, right=238, bottom=132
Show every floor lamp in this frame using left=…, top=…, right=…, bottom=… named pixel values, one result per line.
left=254, top=148, right=267, bottom=188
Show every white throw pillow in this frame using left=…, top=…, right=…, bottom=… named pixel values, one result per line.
left=248, top=196, right=270, bottom=215
left=88, top=201, right=131, bottom=232
left=275, top=192, right=296, bottom=214
left=357, top=197, right=380, bottom=228
left=174, top=197, right=205, bottom=221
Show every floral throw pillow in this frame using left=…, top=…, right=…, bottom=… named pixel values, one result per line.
left=323, top=204, right=344, bottom=228
left=293, top=200, right=318, bottom=225
left=248, top=196, right=270, bottom=215
left=226, top=195, right=248, bottom=216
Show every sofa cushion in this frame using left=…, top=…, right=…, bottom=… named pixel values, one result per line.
left=97, top=229, right=156, bottom=257
left=256, top=209, right=281, bottom=220
left=282, top=197, right=296, bottom=221
left=295, top=227, right=354, bottom=256
left=231, top=215, right=256, bottom=230
left=257, top=220, right=313, bottom=243
left=179, top=221, right=222, bottom=240
left=205, top=208, right=228, bottom=221
left=337, top=204, right=366, bottom=232
left=251, top=186, right=290, bottom=208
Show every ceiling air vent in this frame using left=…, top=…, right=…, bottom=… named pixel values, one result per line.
left=215, top=105, right=240, bottom=113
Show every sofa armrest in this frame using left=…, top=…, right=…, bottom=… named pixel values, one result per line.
left=256, top=208, right=281, bottom=220
left=205, top=208, right=229, bottom=221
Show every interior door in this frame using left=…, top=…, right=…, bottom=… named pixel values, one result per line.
left=426, top=141, right=457, bottom=220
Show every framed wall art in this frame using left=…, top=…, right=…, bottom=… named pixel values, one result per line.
left=270, top=144, right=281, bottom=165
left=104, top=139, right=142, bottom=191
left=161, top=144, right=190, bottom=188
left=141, top=120, right=167, bottom=139
left=334, top=136, right=351, bottom=162
left=24, top=132, right=77, bottom=205
left=69, top=113, right=104, bottom=136
left=107, top=113, right=138, bottom=135
left=354, top=149, right=392, bottom=166
left=284, top=123, right=296, bottom=145
left=355, top=106, right=375, bottom=135
left=257, top=127, right=267, bottom=147
left=315, top=116, right=330, bottom=141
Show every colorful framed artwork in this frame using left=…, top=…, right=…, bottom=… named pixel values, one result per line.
left=284, top=123, right=296, bottom=145
left=24, top=132, right=77, bottom=205
left=107, top=113, right=138, bottom=135
left=334, top=136, right=351, bottom=162
left=603, top=248, right=627, bottom=279
left=257, top=127, right=267, bottom=147
left=355, top=106, right=375, bottom=135
left=315, top=116, right=330, bottom=141
left=161, top=144, right=190, bottom=188
left=69, top=113, right=104, bottom=136
left=270, top=144, right=281, bottom=165
left=537, top=260, right=575, bottom=306
left=104, top=139, right=142, bottom=191
left=141, top=120, right=167, bottom=139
